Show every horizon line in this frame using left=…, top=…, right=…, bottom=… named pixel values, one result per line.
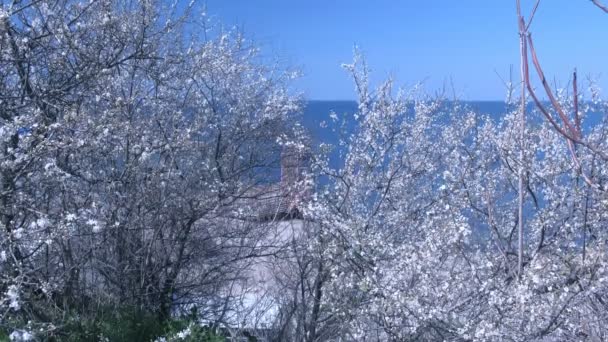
left=307, top=99, right=512, bottom=102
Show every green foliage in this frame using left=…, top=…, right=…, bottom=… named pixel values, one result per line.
left=160, top=320, right=225, bottom=342
left=56, top=307, right=163, bottom=342
left=39, top=306, right=225, bottom=342
left=0, top=304, right=227, bottom=341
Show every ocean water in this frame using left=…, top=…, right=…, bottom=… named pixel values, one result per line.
left=300, top=100, right=604, bottom=146
left=298, top=101, right=606, bottom=243
left=300, top=100, right=509, bottom=166
left=301, top=100, right=509, bottom=136
left=299, top=100, right=605, bottom=175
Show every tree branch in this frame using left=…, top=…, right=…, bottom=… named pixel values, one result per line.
left=591, top=0, right=608, bottom=13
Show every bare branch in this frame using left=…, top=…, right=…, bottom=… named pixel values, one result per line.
left=591, top=0, right=608, bottom=13
left=527, top=34, right=580, bottom=138
left=573, top=70, right=581, bottom=137
left=526, top=0, right=542, bottom=31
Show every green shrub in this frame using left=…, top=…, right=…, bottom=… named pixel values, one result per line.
left=158, top=321, right=225, bottom=342
left=57, top=307, right=164, bottom=342
left=1, top=305, right=226, bottom=341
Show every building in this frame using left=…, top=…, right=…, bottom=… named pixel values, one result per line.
left=184, top=145, right=314, bottom=340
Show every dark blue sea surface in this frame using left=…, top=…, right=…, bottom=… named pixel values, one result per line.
left=298, top=101, right=606, bottom=244
left=300, top=100, right=510, bottom=168
left=301, top=100, right=506, bottom=140
left=300, top=100, right=604, bottom=148
left=298, top=99, right=606, bottom=190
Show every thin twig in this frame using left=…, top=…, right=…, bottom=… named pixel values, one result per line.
left=526, top=0, right=542, bottom=31
left=528, top=30, right=608, bottom=176
left=591, top=0, right=608, bottom=13
left=516, top=0, right=526, bottom=281
left=527, top=34, right=580, bottom=138
left=573, top=70, right=581, bottom=136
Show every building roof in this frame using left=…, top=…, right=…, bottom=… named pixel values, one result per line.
left=228, top=182, right=307, bottom=223
left=225, top=146, right=311, bottom=223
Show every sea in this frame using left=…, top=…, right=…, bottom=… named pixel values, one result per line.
left=299, top=100, right=604, bottom=241
left=300, top=100, right=604, bottom=151
left=299, top=100, right=514, bottom=168
left=301, top=100, right=509, bottom=142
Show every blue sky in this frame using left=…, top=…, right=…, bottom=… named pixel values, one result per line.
left=205, top=1, right=607, bottom=100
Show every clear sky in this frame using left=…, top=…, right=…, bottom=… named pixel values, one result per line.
left=205, top=1, right=607, bottom=101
